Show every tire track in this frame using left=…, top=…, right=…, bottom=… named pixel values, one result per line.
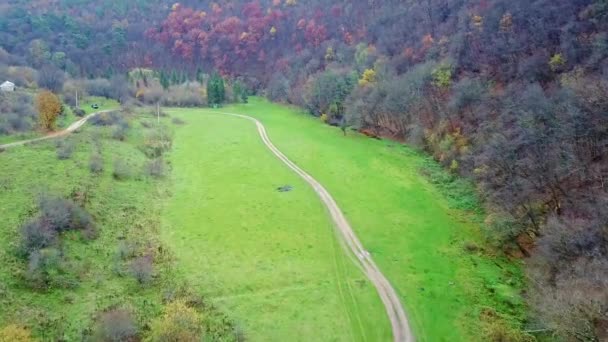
left=212, top=111, right=415, bottom=342
left=0, top=110, right=111, bottom=150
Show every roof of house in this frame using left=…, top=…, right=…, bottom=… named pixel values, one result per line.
left=1, top=81, right=15, bottom=87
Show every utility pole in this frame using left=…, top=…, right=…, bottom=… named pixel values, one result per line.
left=156, top=102, right=160, bottom=125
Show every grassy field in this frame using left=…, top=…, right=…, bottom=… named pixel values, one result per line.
left=0, top=98, right=526, bottom=341
left=165, top=98, right=527, bottom=341
left=0, top=108, right=239, bottom=340
left=163, top=112, right=391, bottom=341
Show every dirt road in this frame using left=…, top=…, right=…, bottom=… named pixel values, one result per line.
left=0, top=110, right=111, bottom=150
left=214, top=111, right=415, bottom=342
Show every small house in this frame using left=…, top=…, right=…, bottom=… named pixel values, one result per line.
left=0, top=81, right=15, bottom=92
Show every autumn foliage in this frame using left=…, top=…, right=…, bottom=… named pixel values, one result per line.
left=36, top=90, right=62, bottom=131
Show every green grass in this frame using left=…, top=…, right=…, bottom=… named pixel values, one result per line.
left=163, top=112, right=391, bottom=341
left=0, top=110, right=224, bottom=340
left=79, top=96, right=118, bottom=115
left=0, top=97, right=526, bottom=341
left=165, top=98, right=527, bottom=341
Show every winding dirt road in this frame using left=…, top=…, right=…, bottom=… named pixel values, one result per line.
left=0, top=110, right=111, bottom=150
left=214, top=111, right=415, bottom=342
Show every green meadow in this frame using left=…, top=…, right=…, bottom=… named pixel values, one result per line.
left=164, top=98, right=526, bottom=341
left=0, top=98, right=525, bottom=341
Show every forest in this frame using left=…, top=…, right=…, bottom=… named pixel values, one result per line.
left=0, top=0, right=607, bottom=341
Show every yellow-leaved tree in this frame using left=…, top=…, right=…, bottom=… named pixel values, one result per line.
left=36, top=90, right=62, bottom=131
left=358, top=68, right=376, bottom=86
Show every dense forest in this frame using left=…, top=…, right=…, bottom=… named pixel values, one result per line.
left=1, top=0, right=607, bottom=340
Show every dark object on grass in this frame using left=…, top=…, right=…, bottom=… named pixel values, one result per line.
left=277, top=185, right=293, bottom=192
left=91, top=104, right=99, bottom=109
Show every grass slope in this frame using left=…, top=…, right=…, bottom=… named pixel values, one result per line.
left=0, top=109, right=237, bottom=340
left=167, top=98, right=526, bottom=341
left=163, top=112, right=391, bottom=341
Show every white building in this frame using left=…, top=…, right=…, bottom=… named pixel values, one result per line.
left=0, top=81, right=15, bottom=92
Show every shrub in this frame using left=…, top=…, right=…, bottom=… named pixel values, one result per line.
left=56, top=139, right=74, bottom=160
left=148, top=300, right=202, bottom=342
left=146, top=159, right=167, bottom=178
left=37, top=195, right=95, bottom=233
left=95, top=308, right=138, bottom=342
left=19, top=195, right=96, bottom=256
left=171, top=117, right=185, bottom=125
left=72, top=107, right=86, bottom=117
left=90, top=111, right=124, bottom=126
left=25, top=247, right=63, bottom=289
left=111, top=124, right=129, bottom=141
left=140, top=129, right=173, bottom=158
left=20, top=220, right=57, bottom=255
left=130, top=256, right=154, bottom=285
left=89, top=153, right=104, bottom=173
left=0, top=324, right=32, bottom=342
left=113, top=158, right=133, bottom=180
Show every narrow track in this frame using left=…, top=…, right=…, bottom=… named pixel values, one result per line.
left=0, top=110, right=111, bottom=150
left=213, top=111, right=415, bottom=342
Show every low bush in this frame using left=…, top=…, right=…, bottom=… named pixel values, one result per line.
left=146, top=158, right=167, bottom=178
left=94, top=308, right=138, bottom=342
left=0, top=324, right=33, bottom=342
left=111, top=124, right=129, bottom=141
left=72, top=107, right=86, bottom=117
left=19, top=195, right=96, bottom=256
left=112, top=158, right=133, bottom=180
left=140, top=129, right=173, bottom=159
left=130, top=255, right=154, bottom=285
left=89, top=153, right=104, bottom=174
left=56, top=139, right=74, bottom=160
left=148, top=300, right=202, bottom=341
left=25, top=247, right=63, bottom=289
left=90, top=111, right=124, bottom=126
left=20, top=220, right=57, bottom=255
left=172, top=117, right=186, bottom=125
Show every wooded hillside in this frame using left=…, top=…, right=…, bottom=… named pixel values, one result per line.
left=1, top=0, right=607, bottom=340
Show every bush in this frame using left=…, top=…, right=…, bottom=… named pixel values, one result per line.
left=19, top=195, right=96, bottom=256
left=112, top=158, right=133, bottom=180
left=140, top=129, right=173, bottom=159
left=90, top=111, right=124, bottom=126
left=20, top=220, right=57, bottom=255
left=146, top=159, right=167, bottom=178
left=171, top=117, right=186, bottom=125
left=111, top=124, right=129, bottom=141
left=148, top=300, right=202, bottom=342
left=56, top=139, right=74, bottom=160
left=130, top=256, right=153, bottom=285
left=95, top=308, right=138, bottom=342
left=0, top=324, right=33, bottom=342
left=89, top=153, right=104, bottom=173
left=72, top=107, right=86, bottom=117
left=25, top=247, right=63, bottom=289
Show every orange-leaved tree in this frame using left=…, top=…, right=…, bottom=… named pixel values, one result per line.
left=36, top=90, right=62, bottom=131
